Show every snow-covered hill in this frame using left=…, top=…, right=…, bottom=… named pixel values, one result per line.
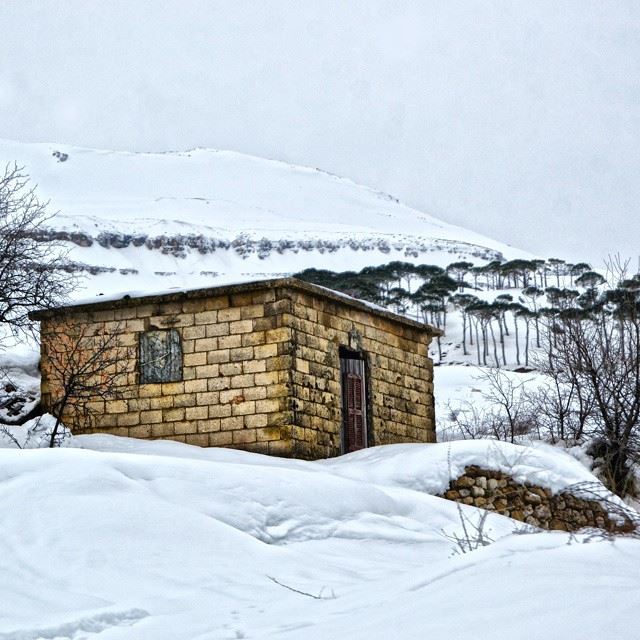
left=1, top=436, right=638, bottom=639
left=1, top=139, right=532, bottom=298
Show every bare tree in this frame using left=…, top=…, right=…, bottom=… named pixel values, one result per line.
left=527, top=326, right=594, bottom=444
left=42, top=322, right=132, bottom=447
left=441, top=400, right=511, bottom=442
left=0, top=163, right=75, bottom=342
left=479, top=368, right=532, bottom=443
left=546, top=308, right=640, bottom=497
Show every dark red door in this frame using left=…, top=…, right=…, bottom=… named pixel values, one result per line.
left=341, top=353, right=367, bottom=452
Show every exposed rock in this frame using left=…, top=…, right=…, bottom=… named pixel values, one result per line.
left=22, top=228, right=505, bottom=263
left=535, top=504, right=552, bottom=520
left=439, top=465, right=636, bottom=534
left=494, top=498, right=508, bottom=510
left=524, top=492, right=542, bottom=505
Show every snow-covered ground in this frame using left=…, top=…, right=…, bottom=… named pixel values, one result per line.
left=2, top=136, right=637, bottom=638
left=0, top=139, right=533, bottom=298
left=0, top=346, right=41, bottom=426
left=1, top=435, right=638, bottom=639
left=1, top=137, right=573, bottom=371
left=434, top=365, right=542, bottom=436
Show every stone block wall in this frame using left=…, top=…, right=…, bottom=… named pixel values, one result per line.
left=39, top=287, right=293, bottom=454
left=441, top=465, right=636, bottom=533
left=284, top=288, right=435, bottom=458
left=37, top=279, right=437, bottom=458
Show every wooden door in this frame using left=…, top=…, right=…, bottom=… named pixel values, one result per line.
left=340, top=353, right=367, bottom=453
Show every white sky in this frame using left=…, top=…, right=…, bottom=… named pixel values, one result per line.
left=0, top=0, right=638, bottom=265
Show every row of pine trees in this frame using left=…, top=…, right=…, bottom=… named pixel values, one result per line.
left=296, top=258, right=635, bottom=368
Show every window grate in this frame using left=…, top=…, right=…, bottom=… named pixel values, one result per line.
left=139, top=329, right=182, bottom=384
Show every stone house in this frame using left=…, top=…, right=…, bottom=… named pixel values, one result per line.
left=31, top=278, right=439, bottom=459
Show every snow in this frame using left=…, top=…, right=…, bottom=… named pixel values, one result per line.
left=0, top=140, right=506, bottom=245
left=0, top=139, right=534, bottom=298
left=433, top=364, right=542, bottom=430
left=321, top=440, right=616, bottom=500
left=0, top=347, right=41, bottom=426
left=0, top=413, right=71, bottom=449
left=57, top=277, right=273, bottom=309
left=54, top=278, right=408, bottom=329
left=0, top=435, right=638, bottom=638
left=0, top=136, right=633, bottom=635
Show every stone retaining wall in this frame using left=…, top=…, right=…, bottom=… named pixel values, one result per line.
left=441, top=465, right=635, bottom=533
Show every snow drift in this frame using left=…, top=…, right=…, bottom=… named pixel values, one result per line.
left=0, top=436, right=638, bottom=639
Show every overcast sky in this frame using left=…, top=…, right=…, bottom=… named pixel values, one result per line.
left=1, top=1, right=638, bottom=265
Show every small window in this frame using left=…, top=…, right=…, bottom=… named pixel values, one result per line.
left=139, top=329, right=182, bottom=384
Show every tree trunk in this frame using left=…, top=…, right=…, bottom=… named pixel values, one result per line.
left=462, top=313, right=468, bottom=355
left=497, top=317, right=507, bottom=366
left=502, top=312, right=510, bottom=337
left=49, top=395, right=68, bottom=448
left=482, top=324, right=488, bottom=366
left=489, top=321, right=500, bottom=368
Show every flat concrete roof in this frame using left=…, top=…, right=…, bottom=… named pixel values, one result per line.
left=29, top=277, right=441, bottom=335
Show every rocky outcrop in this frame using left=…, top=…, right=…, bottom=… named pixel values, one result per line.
left=23, top=229, right=504, bottom=262
left=440, top=465, right=636, bottom=534
left=56, top=261, right=139, bottom=276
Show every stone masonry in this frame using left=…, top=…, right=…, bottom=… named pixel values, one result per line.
left=31, top=278, right=439, bottom=459
left=441, top=465, right=636, bottom=533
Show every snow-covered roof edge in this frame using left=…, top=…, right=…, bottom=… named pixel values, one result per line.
left=29, top=277, right=442, bottom=335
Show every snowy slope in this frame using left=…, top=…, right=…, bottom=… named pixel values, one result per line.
left=0, top=436, right=637, bottom=639
left=0, top=139, right=532, bottom=297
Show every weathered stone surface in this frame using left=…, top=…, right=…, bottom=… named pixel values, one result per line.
left=524, top=492, right=542, bottom=505
left=36, top=279, right=437, bottom=459
left=439, top=465, right=635, bottom=534
left=535, top=504, right=552, bottom=520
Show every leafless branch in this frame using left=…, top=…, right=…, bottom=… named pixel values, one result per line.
left=42, top=322, right=133, bottom=447
left=0, top=163, right=76, bottom=343
left=266, top=576, right=336, bottom=600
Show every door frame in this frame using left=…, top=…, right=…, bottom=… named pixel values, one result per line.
left=339, top=346, right=372, bottom=454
